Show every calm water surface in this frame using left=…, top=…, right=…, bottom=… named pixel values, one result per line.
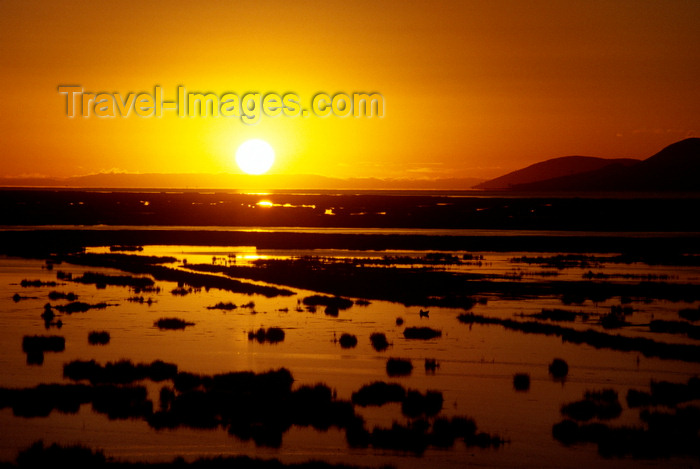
left=1, top=245, right=699, bottom=468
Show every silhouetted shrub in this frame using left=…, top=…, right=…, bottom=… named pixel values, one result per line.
left=54, top=301, right=110, bottom=314
left=679, top=306, right=700, bottom=322
left=401, top=390, right=443, bottom=418
left=513, top=373, right=530, bottom=391
left=21, top=279, right=58, bottom=287
left=248, top=327, right=285, bottom=343
left=370, top=333, right=389, bottom=351
left=351, top=382, right=406, bottom=407
left=403, top=327, right=442, bottom=340
left=302, top=295, right=354, bottom=310
left=207, top=302, right=237, bottom=310
left=48, top=291, right=78, bottom=301
left=386, top=358, right=413, bottom=377
left=561, top=389, right=621, bottom=421
left=88, top=331, right=110, bottom=345
left=338, top=333, right=358, bottom=348
left=154, top=318, right=194, bottom=330
left=16, top=441, right=106, bottom=468
left=22, top=336, right=65, bottom=353
left=548, top=358, right=569, bottom=378
left=63, top=359, right=178, bottom=384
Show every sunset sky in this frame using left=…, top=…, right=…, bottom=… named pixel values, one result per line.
left=1, top=0, right=699, bottom=186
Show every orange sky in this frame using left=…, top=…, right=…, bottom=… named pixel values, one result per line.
left=1, top=0, right=699, bottom=184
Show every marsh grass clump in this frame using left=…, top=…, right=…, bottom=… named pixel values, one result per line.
left=365, top=415, right=503, bottom=455
left=370, top=333, right=390, bottom=351
left=22, top=335, right=65, bottom=364
left=553, top=406, right=700, bottom=459
left=626, top=377, right=700, bottom=408
left=63, top=359, right=178, bottom=384
left=386, top=358, right=413, bottom=377
left=126, top=296, right=154, bottom=305
left=20, top=279, right=59, bottom=287
left=171, top=286, right=196, bottom=296
left=154, top=318, right=195, bottom=330
left=302, top=295, right=354, bottom=311
left=53, top=301, right=111, bottom=314
left=548, top=358, right=569, bottom=379
left=513, top=373, right=530, bottom=391
left=456, top=312, right=700, bottom=363
left=679, top=306, right=700, bottom=322
left=248, top=327, right=285, bottom=344
left=351, top=382, right=406, bottom=407
left=338, top=333, right=358, bottom=349
left=13, top=293, right=34, bottom=302
left=561, top=389, right=622, bottom=421
left=109, top=245, right=143, bottom=252
left=533, top=309, right=577, bottom=322
left=207, top=301, right=237, bottom=310
left=47, top=291, right=78, bottom=301
left=649, top=319, right=700, bottom=339
left=424, top=358, right=439, bottom=372
left=16, top=441, right=106, bottom=467
left=88, top=331, right=110, bottom=345
left=600, top=311, right=627, bottom=329
left=22, top=335, right=65, bottom=354
left=401, top=390, right=443, bottom=418
left=72, top=272, right=155, bottom=289
left=403, top=327, right=442, bottom=340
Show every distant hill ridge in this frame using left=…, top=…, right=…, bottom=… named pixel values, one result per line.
left=473, top=156, right=639, bottom=190
left=0, top=172, right=484, bottom=191
left=475, top=138, right=700, bottom=192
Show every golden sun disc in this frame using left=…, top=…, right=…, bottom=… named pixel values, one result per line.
left=235, top=139, right=275, bottom=175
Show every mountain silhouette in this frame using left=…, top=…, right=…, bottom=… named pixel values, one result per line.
left=477, top=138, right=700, bottom=192
left=473, top=156, right=639, bottom=190
left=0, top=172, right=484, bottom=191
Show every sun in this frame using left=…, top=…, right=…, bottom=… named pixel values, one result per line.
left=235, top=139, right=275, bottom=175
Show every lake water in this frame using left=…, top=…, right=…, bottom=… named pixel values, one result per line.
left=2, top=240, right=700, bottom=468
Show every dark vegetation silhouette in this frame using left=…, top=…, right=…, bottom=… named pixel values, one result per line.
left=53, top=301, right=112, bottom=314
left=369, top=332, right=390, bottom=351
left=184, top=258, right=700, bottom=309
left=386, top=358, right=413, bottom=377
left=53, top=254, right=294, bottom=297
left=206, top=301, right=237, bottom=310
left=20, top=279, right=59, bottom=287
left=560, top=389, right=622, bottom=421
left=403, top=327, right=442, bottom=340
left=548, top=358, right=569, bottom=379
left=3, top=182, right=700, bottom=234
left=88, top=331, right=110, bottom=345
left=1, top=365, right=505, bottom=455
left=338, top=333, right=358, bottom=348
left=63, top=359, right=178, bottom=384
left=553, top=379, right=700, bottom=459
left=154, top=318, right=194, bottom=330
left=47, top=291, right=78, bottom=301
left=625, top=376, right=700, bottom=408
left=351, top=382, right=406, bottom=406
left=513, top=373, right=530, bottom=391
left=21, top=336, right=64, bottom=365
left=8, top=440, right=397, bottom=468
left=248, top=327, right=285, bottom=344
left=678, top=306, right=700, bottom=322
left=457, top=313, right=700, bottom=362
